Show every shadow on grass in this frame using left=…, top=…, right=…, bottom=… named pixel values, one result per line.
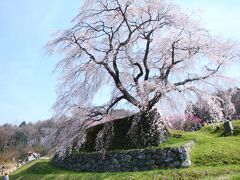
left=25, top=161, right=62, bottom=174
left=9, top=160, right=240, bottom=180
left=10, top=160, right=67, bottom=179
left=10, top=160, right=140, bottom=180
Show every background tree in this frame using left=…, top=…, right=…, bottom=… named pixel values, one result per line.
left=185, top=89, right=236, bottom=125
left=217, top=90, right=236, bottom=119
left=231, top=88, right=240, bottom=117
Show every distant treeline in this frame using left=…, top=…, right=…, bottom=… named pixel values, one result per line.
left=0, top=119, right=57, bottom=162
left=0, top=109, right=133, bottom=162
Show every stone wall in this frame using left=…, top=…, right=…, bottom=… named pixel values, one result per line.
left=53, top=141, right=194, bottom=172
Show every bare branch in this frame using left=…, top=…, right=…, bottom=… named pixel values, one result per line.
left=174, top=64, right=222, bottom=87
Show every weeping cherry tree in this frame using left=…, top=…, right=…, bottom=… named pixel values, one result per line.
left=47, top=0, right=239, bottom=153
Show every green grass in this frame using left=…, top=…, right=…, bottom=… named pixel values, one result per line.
left=9, top=160, right=240, bottom=180
left=160, top=120, right=240, bottom=166
left=10, top=120, right=240, bottom=180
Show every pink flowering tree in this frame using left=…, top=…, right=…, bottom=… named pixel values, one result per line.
left=185, top=90, right=236, bottom=125
left=47, top=0, right=240, bottom=154
left=47, top=0, right=239, bottom=118
left=163, top=115, right=202, bottom=131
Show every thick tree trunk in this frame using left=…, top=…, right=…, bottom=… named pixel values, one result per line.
left=128, top=109, right=169, bottom=148
left=79, top=109, right=169, bottom=152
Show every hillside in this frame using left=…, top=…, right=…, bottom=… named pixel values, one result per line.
left=0, top=119, right=57, bottom=162
left=10, top=120, right=240, bottom=179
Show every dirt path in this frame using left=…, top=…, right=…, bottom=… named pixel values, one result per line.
left=0, top=162, right=17, bottom=177
left=0, top=157, right=51, bottom=177
left=5, top=163, right=17, bottom=174
left=1, top=157, right=51, bottom=176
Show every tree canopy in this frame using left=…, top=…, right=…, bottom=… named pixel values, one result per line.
left=47, top=0, right=239, bottom=119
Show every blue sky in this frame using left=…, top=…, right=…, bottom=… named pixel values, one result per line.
left=0, top=0, right=82, bottom=124
left=0, top=0, right=239, bottom=125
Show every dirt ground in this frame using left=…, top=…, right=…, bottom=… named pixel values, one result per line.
left=0, top=162, right=18, bottom=176
left=0, top=157, right=50, bottom=176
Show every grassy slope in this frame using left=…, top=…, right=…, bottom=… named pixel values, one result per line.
left=10, top=121, right=240, bottom=180
left=161, top=120, right=240, bottom=166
